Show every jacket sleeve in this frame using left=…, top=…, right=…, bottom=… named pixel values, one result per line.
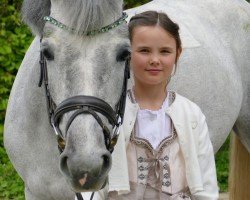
left=193, top=110, right=219, bottom=200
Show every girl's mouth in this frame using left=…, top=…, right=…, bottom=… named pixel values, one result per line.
left=145, top=69, right=162, bottom=75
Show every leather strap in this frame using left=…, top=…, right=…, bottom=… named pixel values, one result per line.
left=39, top=37, right=130, bottom=200
left=53, top=95, right=117, bottom=127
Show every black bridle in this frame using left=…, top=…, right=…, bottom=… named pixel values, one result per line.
left=40, top=12, right=129, bottom=200
left=38, top=39, right=130, bottom=199
left=39, top=38, right=130, bottom=151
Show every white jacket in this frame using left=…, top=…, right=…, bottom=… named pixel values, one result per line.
left=80, top=92, right=219, bottom=200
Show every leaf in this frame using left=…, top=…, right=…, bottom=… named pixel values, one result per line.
left=0, top=46, right=12, bottom=55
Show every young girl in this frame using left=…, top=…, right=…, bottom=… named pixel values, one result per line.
left=81, top=11, right=219, bottom=200
left=108, top=11, right=219, bottom=200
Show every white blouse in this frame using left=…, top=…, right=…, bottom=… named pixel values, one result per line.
left=134, top=92, right=172, bottom=149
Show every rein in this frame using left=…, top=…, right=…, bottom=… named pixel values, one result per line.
left=39, top=13, right=129, bottom=200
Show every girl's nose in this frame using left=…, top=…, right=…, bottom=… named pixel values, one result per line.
left=149, top=54, right=160, bottom=65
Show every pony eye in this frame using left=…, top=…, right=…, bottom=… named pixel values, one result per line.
left=42, top=48, right=54, bottom=61
left=116, top=48, right=131, bottom=62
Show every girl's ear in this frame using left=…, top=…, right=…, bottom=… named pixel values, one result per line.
left=176, top=47, right=182, bottom=62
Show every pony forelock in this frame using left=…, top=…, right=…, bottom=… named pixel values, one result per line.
left=61, top=0, right=123, bottom=35
left=21, top=0, right=123, bottom=36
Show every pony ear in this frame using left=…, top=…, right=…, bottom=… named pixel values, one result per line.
left=21, top=0, right=51, bottom=36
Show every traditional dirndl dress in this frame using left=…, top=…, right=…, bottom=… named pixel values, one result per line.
left=109, top=91, right=192, bottom=199
left=109, top=127, right=192, bottom=200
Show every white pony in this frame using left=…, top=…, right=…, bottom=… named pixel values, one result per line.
left=4, top=0, right=250, bottom=199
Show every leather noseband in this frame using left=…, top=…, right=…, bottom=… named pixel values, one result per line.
left=38, top=38, right=130, bottom=153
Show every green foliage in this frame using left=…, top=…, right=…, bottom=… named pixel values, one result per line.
left=124, top=0, right=152, bottom=9
left=0, top=0, right=33, bottom=124
left=0, top=0, right=32, bottom=199
left=215, top=135, right=230, bottom=192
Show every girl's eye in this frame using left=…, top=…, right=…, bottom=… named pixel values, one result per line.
left=161, top=49, right=171, bottom=54
left=139, top=49, right=149, bottom=53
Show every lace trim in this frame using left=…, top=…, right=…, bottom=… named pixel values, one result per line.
left=127, top=89, right=176, bottom=107
left=157, top=127, right=177, bottom=154
left=130, top=127, right=177, bottom=154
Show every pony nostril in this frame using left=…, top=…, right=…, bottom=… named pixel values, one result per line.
left=102, top=153, right=111, bottom=170
left=60, top=155, right=71, bottom=178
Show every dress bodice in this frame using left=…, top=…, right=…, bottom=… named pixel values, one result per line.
left=109, top=128, right=192, bottom=200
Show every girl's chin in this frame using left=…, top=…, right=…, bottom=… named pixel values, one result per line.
left=137, top=80, right=168, bottom=87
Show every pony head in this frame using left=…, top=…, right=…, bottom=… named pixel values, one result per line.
left=22, top=0, right=130, bottom=192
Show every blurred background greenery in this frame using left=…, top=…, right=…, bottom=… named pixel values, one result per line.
left=1, top=0, right=248, bottom=199
left=0, top=1, right=33, bottom=198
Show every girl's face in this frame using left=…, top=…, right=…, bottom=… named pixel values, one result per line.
left=130, top=25, right=181, bottom=88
